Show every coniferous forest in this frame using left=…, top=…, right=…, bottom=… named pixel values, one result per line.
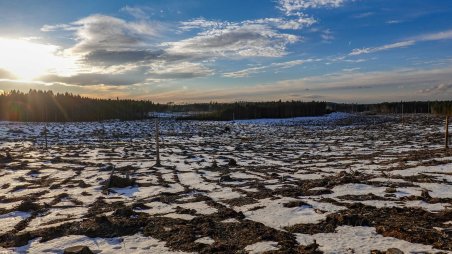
left=0, top=90, right=159, bottom=122
left=0, top=90, right=451, bottom=122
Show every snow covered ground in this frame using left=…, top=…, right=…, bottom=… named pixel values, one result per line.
left=0, top=113, right=451, bottom=253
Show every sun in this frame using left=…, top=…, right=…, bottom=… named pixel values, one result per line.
left=0, top=38, right=76, bottom=81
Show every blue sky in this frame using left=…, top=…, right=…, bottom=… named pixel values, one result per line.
left=0, top=0, right=451, bottom=103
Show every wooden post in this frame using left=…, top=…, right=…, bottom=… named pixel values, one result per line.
left=446, top=115, right=450, bottom=150
left=155, top=118, right=161, bottom=166
left=401, top=101, right=404, bottom=124
left=44, top=125, right=48, bottom=150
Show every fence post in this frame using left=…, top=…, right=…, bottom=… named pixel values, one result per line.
left=44, top=125, right=48, bottom=150
left=155, top=118, right=161, bottom=166
left=446, top=115, right=450, bottom=150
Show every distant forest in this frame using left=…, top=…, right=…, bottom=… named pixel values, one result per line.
left=0, top=90, right=451, bottom=122
left=0, top=90, right=161, bottom=122
left=333, top=101, right=452, bottom=115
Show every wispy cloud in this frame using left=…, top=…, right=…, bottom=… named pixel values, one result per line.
left=386, top=20, right=403, bottom=24
left=353, top=12, right=374, bottom=19
left=350, top=40, right=415, bottom=56
left=414, top=29, right=452, bottom=41
left=418, top=83, right=452, bottom=94
left=135, top=66, right=452, bottom=103
left=223, top=59, right=311, bottom=78
left=121, top=6, right=150, bottom=20
left=148, top=61, right=214, bottom=79
left=180, top=18, right=228, bottom=31
left=321, top=29, right=335, bottom=42
left=223, top=66, right=267, bottom=78
left=181, top=16, right=316, bottom=32
left=350, top=29, right=452, bottom=56
left=0, top=68, right=16, bottom=80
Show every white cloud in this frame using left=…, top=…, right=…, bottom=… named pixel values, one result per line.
left=249, top=15, right=316, bottom=30
left=180, top=18, right=229, bottom=31
left=72, top=15, right=160, bottom=53
left=181, top=16, right=316, bottom=32
left=166, top=23, right=299, bottom=58
left=43, top=14, right=161, bottom=54
left=41, top=14, right=306, bottom=83
left=278, top=0, right=346, bottom=15
left=41, top=23, right=75, bottom=32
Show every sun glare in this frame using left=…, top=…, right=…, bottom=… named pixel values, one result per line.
left=0, top=38, right=77, bottom=81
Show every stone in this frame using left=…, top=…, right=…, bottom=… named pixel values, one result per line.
left=228, top=158, right=237, bottom=167
left=63, top=245, right=94, bottom=254
left=386, top=248, right=404, bottom=254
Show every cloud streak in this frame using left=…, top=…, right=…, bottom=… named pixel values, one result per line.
left=350, top=29, right=452, bottom=56
left=223, top=59, right=311, bottom=78
left=350, top=40, right=416, bottom=56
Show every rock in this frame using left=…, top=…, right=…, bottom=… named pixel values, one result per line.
left=421, top=189, right=431, bottom=200
left=78, top=180, right=90, bottom=188
left=220, top=175, right=233, bottom=182
left=386, top=248, right=404, bottom=254
left=113, top=207, right=137, bottom=217
left=63, top=245, right=94, bottom=254
left=385, top=187, right=397, bottom=193
left=106, top=175, right=135, bottom=188
left=16, top=199, right=41, bottom=212
left=228, top=158, right=237, bottom=167
left=298, top=240, right=320, bottom=253
left=0, top=152, right=12, bottom=163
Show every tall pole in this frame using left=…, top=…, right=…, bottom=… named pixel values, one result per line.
left=155, top=118, right=161, bottom=166
left=446, top=115, right=450, bottom=150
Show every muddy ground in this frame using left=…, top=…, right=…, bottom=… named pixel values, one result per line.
left=0, top=113, right=451, bottom=253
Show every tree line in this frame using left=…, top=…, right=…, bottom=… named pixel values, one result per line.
left=0, top=90, right=451, bottom=122
left=180, top=101, right=328, bottom=121
left=331, top=101, right=452, bottom=115
left=0, top=90, right=164, bottom=122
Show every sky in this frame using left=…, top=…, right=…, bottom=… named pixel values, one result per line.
left=0, top=0, right=451, bottom=103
